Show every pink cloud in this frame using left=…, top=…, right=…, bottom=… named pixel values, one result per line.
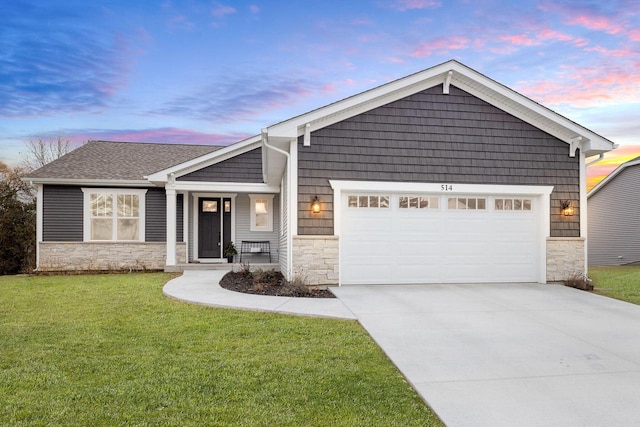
left=249, top=5, right=260, bottom=14
left=412, top=36, right=470, bottom=57
left=211, top=4, right=236, bottom=17
left=566, top=14, right=624, bottom=35
left=586, top=46, right=637, bottom=58
left=630, top=29, right=640, bottom=41
left=500, top=33, right=540, bottom=46
left=390, top=0, right=441, bottom=11
left=517, top=65, right=640, bottom=108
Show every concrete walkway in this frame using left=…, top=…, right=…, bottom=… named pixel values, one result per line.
left=332, top=283, right=640, bottom=427
left=163, top=270, right=356, bottom=319
left=164, top=273, right=640, bottom=426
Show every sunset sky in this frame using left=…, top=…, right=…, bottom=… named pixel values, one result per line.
left=2, top=0, right=639, bottom=188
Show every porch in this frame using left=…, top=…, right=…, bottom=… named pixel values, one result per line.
left=164, top=189, right=283, bottom=272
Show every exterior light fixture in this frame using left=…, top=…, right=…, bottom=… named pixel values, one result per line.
left=311, top=196, right=321, bottom=214
left=561, top=200, right=574, bottom=216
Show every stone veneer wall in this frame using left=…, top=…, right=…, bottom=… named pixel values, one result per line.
left=546, top=237, right=586, bottom=282
left=291, top=235, right=339, bottom=286
left=38, top=242, right=187, bottom=272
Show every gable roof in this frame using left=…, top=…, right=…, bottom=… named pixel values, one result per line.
left=264, top=59, right=615, bottom=157
left=24, top=141, right=222, bottom=185
left=588, top=155, right=640, bottom=198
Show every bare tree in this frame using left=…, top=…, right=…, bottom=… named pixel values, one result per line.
left=22, top=135, right=74, bottom=171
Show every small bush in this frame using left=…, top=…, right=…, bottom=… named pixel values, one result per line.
left=563, top=272, right=594, bottom=291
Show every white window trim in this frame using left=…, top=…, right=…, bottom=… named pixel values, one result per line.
left=81, top=188, right=147, bottom=242
left=249, top=194, right=274, bottom=232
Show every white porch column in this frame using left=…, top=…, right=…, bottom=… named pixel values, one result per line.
left=36, top=184, right=43, bottom=269
left=166, top=188, right=177, bottom=266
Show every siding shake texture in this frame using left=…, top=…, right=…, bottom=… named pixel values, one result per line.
left=298, top=85, right=580, bottom=237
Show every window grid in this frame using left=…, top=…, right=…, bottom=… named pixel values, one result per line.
left=447, top=197, right=486, bottom=210
left=399, top=196, right=439, bottom=209
left=495, top=198, right=532, bottom=211
left=348, top=195, right=390, bottom=208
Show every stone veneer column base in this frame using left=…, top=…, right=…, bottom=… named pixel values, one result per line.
left=38, top=242, right=187, bottom=272
left=546, top=237, right=586, bottom=282
left=292, top=235, right=339, bottom=286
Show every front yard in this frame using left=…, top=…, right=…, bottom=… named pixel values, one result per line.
left=590, top=265, right=640, bottom=305
left=0, top=273, right=441, bottom=426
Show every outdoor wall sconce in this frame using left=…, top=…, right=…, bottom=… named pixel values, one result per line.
left=561, top=200, right=574, bottom=216
left=311, top=196, right=321, bottom=214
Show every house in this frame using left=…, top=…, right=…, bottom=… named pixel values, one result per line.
left=588, top=156, right=640, bottom=266
left=25, top=60, right=615, bottom=284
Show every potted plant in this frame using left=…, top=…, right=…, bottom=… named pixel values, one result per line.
left=223, top=241, right=237, bottom=263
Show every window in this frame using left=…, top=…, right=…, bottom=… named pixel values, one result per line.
left=495, top=198, right=532, bottom=211
left=399, top=196, right=439, bottom=209
left=249, top=194, right=274, bottom=232
left=348, top=195, right=390, bottom=208
left=82, top=189, right=147, bottom=241
left=447, top=197, right=486, bottom=210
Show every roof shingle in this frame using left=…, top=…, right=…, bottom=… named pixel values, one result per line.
left=25, top=141, right=223, bottom=181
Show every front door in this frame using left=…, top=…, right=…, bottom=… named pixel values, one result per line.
left=198, top=197, right=233, bottom=259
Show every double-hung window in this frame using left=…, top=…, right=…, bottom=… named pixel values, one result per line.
left=249, top=194, right=274, bottom=232
left=82, top=188, right=147, bottom=241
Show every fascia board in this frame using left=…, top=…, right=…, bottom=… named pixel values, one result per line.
left=22, top=177, right=155, bottom=187
left=268, top=59, right=614, bottom=155
left=267, top=62, right=457, bottom=138
left=588, top=158, right=640, bottom=198
left=451, top=70, right=615, bottom=152
left=145, top=135, right=262, bottom=182
left=169, top=180, right=279, bottom=193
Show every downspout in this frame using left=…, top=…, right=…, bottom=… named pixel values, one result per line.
left=261, top=129, right=292, bottom=278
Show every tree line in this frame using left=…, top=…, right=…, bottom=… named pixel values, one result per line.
left=0, top=137, right=75, bottom=275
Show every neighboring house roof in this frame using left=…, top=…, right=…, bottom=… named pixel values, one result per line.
left=24, top=141, right=222, bottom=185
left=588, top=155, right=640, bottom=198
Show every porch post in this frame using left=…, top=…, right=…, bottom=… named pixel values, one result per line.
left=166, top=188, right=177, bottom=266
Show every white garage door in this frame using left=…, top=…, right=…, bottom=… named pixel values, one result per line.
left=340, top=193, right=541, bottom=284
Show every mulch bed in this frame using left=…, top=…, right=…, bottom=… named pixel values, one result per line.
left=219, top=270, right=335, bottom=298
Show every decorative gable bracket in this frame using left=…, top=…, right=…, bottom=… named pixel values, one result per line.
left=569, top=136, right=583, bottom=158
left=443, top=70, right=454, bottom=94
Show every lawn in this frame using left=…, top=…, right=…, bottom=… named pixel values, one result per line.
left=590, top=265, right=640, bottom=305
left=0, top=273, right=442, bottom=426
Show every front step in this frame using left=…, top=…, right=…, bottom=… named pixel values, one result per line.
left=165, top=263, right=281, bottom=273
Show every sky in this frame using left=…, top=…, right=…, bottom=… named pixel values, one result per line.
left=2, top=0, right=639, bottom=189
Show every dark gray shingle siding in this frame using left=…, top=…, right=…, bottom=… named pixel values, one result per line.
left=298, top=85, right=580, bottom=237
left=146, top=188, right=167, bottom=242
left=178, top=148, right=263, bottom=182
left=43, top=185, right=83, bottom=241
left=588, top=164, right=640, bottom=265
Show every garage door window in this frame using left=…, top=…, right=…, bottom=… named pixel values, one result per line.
left=448, top=197, right=486, bottom=210
left=495, top=198, right=532, bottom=211
left=348, top=195, right=389, bottom=208
left=399, top=196, right=439, bottom=209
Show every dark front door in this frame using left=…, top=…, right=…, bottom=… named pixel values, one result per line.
left=199, top=198, right=221, bottom=258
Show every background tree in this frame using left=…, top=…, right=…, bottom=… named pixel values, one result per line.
left=0, top=136, right=78, bottom=274
left=0, top=162, right=36, bottom=274
left=22, top=135, right=73, bottom=170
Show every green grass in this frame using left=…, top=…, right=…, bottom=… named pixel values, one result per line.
left=0, top=273, right=442, bottom=426
left=590, top=265, right=640, bottom=305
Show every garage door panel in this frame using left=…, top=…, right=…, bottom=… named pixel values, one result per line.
left=341, top=192, right=541, bottom=285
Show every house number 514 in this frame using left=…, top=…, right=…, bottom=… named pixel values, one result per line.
left=440, top=184, right=453, bottom=191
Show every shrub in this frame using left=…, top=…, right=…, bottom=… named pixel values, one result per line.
left=563, top=272, right=594, bottom=291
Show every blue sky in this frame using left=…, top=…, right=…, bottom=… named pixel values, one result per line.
left=2, top=0, right=639, bottom=184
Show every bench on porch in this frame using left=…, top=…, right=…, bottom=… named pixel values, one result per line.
left=239, top=241, right=272, bottom=263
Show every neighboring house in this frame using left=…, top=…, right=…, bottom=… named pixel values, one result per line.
left=588, top=156, right=640, bottom=266
left=25, top=60, right=615, bottom=284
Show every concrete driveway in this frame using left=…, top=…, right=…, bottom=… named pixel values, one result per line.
left=332, top=283, right=640, bottom=427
